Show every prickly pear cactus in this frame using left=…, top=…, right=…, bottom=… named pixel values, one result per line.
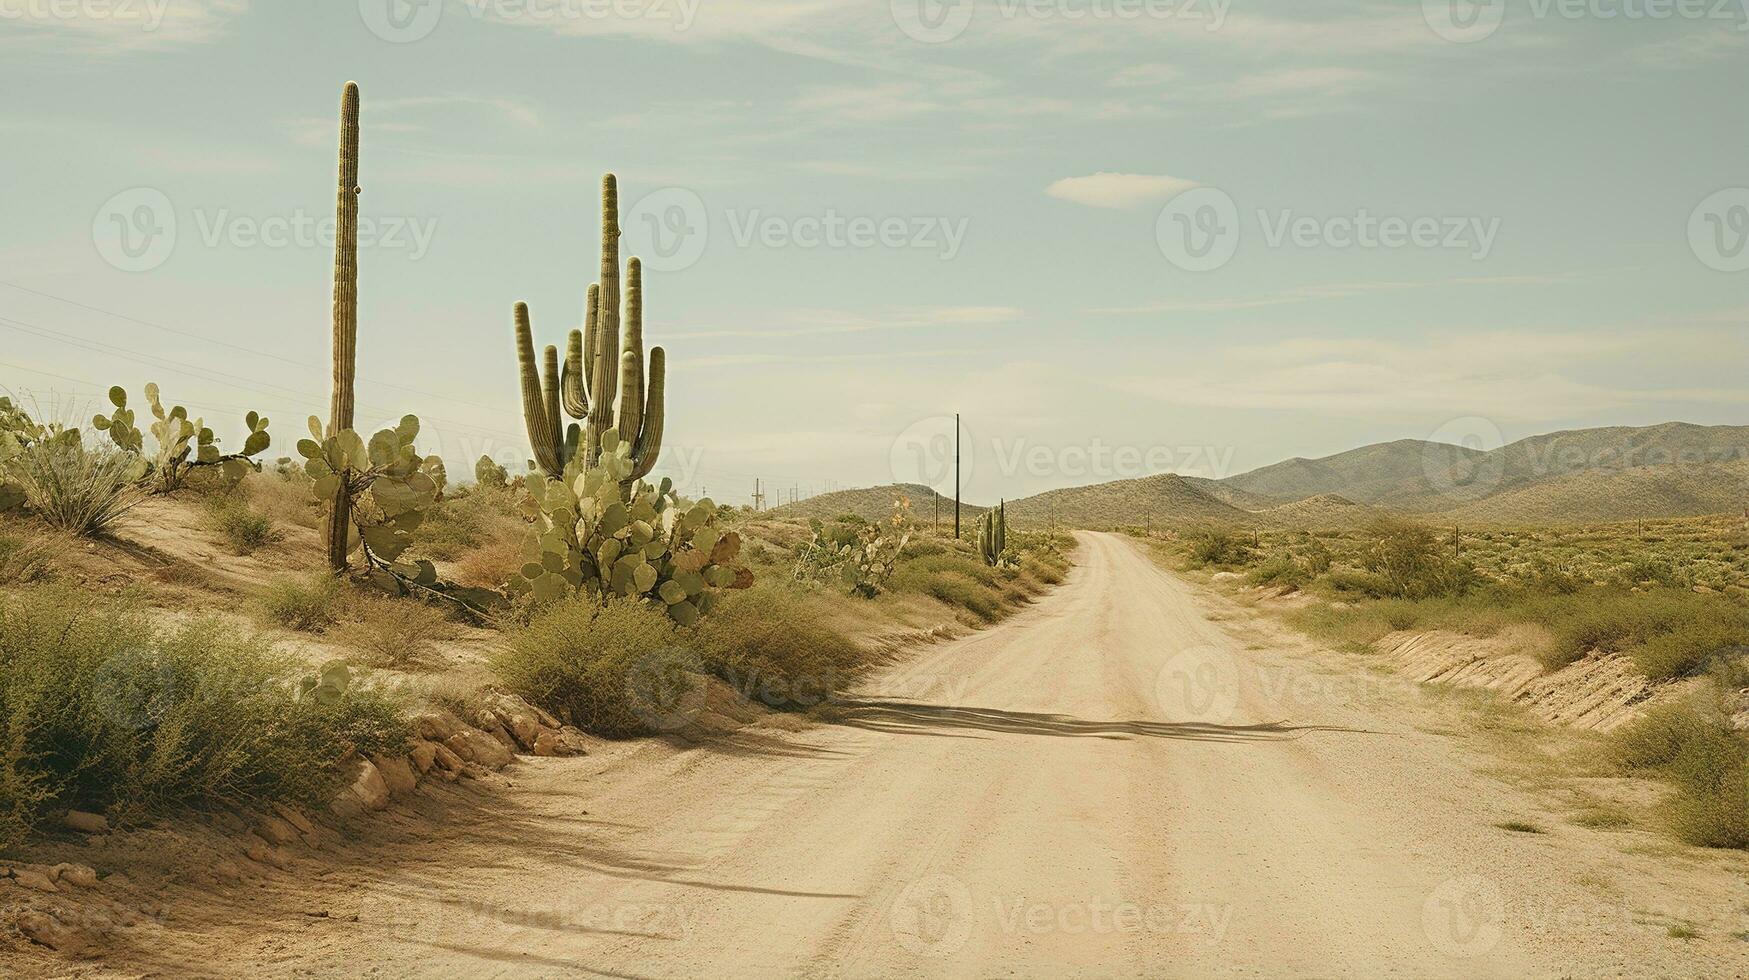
left=512, top=430, right=749, bottom=625
left=0, top=397, right=32, bottom=512
left=299, top=659, right=352, bottom=704
left=475, top=455, right=509, bottom=489
left=297, top=414, right=446, bottom=590
left=93, top=384, right=270, bottom=492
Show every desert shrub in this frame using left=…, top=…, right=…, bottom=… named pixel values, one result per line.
left=493, top=598, right=682, bottom=737
left=451, top=534, right=525, bottom=590
left=410, top=484, right=524, bottom=562
left=1523, top=557, right=1585, bottom=595
left=1023, top=554, right=1065, bottom=586
left=0, top=587, right=406, bottom=852
left=1188, top=528, right=1254, bottom=568
left=1361, top=522, right=1476, bottom=599
left=1301, top=538, right=1334, bottom=576
left=204, top=495, right=276, bottom=554
left=0, top=527, right=53, bottom=585
left=332, top=594, right=455, bottom=669
left=246, top=469, right=322, bottom=530
left=1248, top=555, right=1308, bottom=590
left=259, top=574, right=349, bottom=632
left=688, top=585, right=863, bottom=711
left=3, top=434, right=145, bottom=537
left=1543, top=588, right=1749, bottom=675
left=1612, top=701, right=1749, bottom=849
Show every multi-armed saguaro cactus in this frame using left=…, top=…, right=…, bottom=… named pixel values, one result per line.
left=978, top=500, right=1008, bottom=568
left=326, top=81, right=361, bottom=572
left=515, top=174, right=665, bottom=482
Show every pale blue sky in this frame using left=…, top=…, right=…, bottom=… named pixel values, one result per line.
left=2, top=0, right=1746, bottom=505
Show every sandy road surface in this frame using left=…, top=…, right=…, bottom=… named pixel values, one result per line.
left=94, top=532, right=1747, bottom=978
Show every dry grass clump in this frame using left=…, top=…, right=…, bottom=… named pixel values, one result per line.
left=493, top=598, right=683, bottom=738
left=689, top=584, right=864, bottom=711
left=245, top=466, right=324, bottom=530
left=257, top=573, right=456, bottom=668
left=0, top=586, right=407, bottom=852
left=1612, top=700, right=1749, bottom=849
left=203, top=494, right=278, bottom=554
left=0, top=523, right=55, bottom=585
left=4, top=435, right=145, bottom=537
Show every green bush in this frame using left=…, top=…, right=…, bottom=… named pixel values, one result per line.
left=1248, top=555, right=1308, bottom=590
left=0, top=587, right=406, bottom=852
left=690, top=584, right=863, bottom=711
left=1612, top=701, right=1749, bottom=849
left=1361, top=522, right=1476, bottom=599
left=493, top=598, right=683, bottom=738
left=1188, top=528, right=1254, bottom=568
left=259, top=574, right=348, bottom=632
left=205, top=496, right=276, bottom=554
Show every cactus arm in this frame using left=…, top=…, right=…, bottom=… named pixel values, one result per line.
left=515, top=302, right=562, bottom=477
left=326, top=81, right=361, bottom=572
left=542, top=344, right=563, bottom=468
left=619, top=257, right=644, bottom=445
left=562, top=329, right=588, bottom=420
left=629, top=346, right=665, bottom=482
left=591, top=175, right=621, bottom=455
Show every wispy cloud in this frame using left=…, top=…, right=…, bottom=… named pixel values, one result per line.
left=1046, top=172, right=1198, bottom=209
left=1092, top=272, right=1591, bottom=315
left=0, top=0, right=247, bottom=52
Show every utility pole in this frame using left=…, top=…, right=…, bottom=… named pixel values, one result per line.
left=953, top=412, right=961, bottom=540
left=752, top=479, right=765, bottom=512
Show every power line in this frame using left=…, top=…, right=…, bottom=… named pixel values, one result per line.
left=0, top=279, right=508, bottom=415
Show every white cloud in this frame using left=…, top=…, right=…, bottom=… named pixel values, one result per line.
left=1045, top=172, right=1198, bottom=209
left=0, top=0, right=247, bottom=51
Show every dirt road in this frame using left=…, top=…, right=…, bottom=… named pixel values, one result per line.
left=124, top=532, right=1746, bottom=977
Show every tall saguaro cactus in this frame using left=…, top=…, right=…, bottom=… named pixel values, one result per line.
left=515, top=173, right=665, bottom=482
left=327, top=81, right=361, bottom=571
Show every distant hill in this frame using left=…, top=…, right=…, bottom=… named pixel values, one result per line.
left=768, top=483, right=985, bottom=524
left=1223, top=438, right=1487, bottom=507
left=1181, top=476, right=1285, bottom=511
left=1004, top=474, right=1252, bottom=529
left=1255, top=493, right=1394, bottom=528
left=1222, top=422, right=1749, bottom=514
left=1446, top=459, right=1749, bottom=525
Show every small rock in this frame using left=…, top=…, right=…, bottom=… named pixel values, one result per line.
left=372, top=755, right=418, bottom=797
left=244, top=835, right=292, bottom=871
left=17, top=912, right=87, bottom=954
left=12, top=869, right=59, bottom=893
left=63, top=810, right=109, bottom=834
left=1210, top=572, right=1242, bottom=583
left=271, top=802, right=317, bottom=837
left=211, top=860, right=243, bottom=883
left=411, top=709, right=467, bottom=742
left=409, top=741, right=440, bottom=774
left=431, top=742, right=465, bottom=774
left=490, top=695, right=548, bottom=751
left=445, top=729, right=512, bottom=770
left=533, top=729, right=590, bottom=758
left=258, top=815, right=303, bottom=846
left=51, top=863, right=98, bottom=889
left=351, top=760, right=393, bottom=811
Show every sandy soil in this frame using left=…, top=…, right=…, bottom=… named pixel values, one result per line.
left=16, top=532, right=1749, bottom=978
